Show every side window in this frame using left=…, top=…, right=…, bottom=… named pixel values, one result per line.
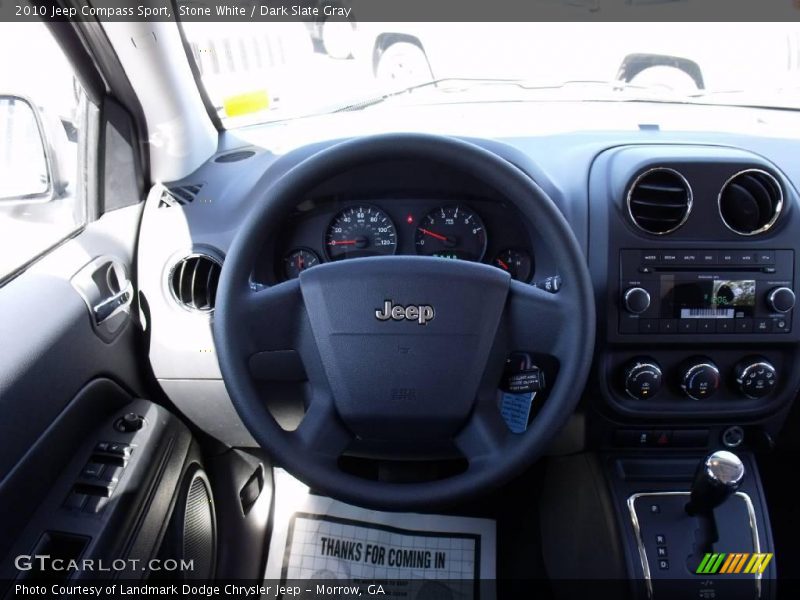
left=0, top=22, right=87, bottom=281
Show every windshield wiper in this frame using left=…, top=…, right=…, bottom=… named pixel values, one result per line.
left=331, top=77, right=511, bottom=112
left=247, top=78, right=698, bottom=125
left=330, top=77, right=680, bottom=113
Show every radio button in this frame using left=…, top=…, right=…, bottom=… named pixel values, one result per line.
left=697, top=320, right=716, bottom=333
left=678, top=320, right=698, bottom=333
left=735, top=319, right=754, bottom=333
left=773, top=318, right=791, bottom=333
left=700, top=251, right=718, bottom=264
left=754, top=319, right=772, bottom=333
left=678, top=252, right=699, bottom=265
left=716, top=320, right=734, bottom=333
left=639, top=319, right=659, bottom=334
left=732, top=251, right=756, bottom=265
left=659, top=319, right=678, bottom=333
left=755, top=251, right=776, bottom=265
left=641, top=252, right=659, bottom=264
left=660, top=253, right=679, bottom=264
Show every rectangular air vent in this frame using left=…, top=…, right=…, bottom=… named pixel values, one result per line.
left=158, top=183, right=204, bottom=208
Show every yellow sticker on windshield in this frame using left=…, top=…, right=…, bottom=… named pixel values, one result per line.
left=223, top=90, right=270, bottom=118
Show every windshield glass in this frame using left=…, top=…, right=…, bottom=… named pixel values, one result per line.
left=181, top=22, right=800, bottom=127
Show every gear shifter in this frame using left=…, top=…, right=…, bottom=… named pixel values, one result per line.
left=686, top=450, right=745, bottom=515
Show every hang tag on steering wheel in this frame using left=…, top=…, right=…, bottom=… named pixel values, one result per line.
left=500, top=391, right=536, bottom=433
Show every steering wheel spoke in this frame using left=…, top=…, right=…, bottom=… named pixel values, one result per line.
left=505, top=280, right=575, bottom=362
left=238, top=279, right=305, bottom=352
left=292, top=390, right=353, bottom=459
left=454, top=391, right=512, bottom=465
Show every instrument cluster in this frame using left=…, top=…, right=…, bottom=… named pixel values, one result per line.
left=271, top=199, right=536, bottom=284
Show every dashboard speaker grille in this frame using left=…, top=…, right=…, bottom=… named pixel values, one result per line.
left=718, top=169, right=783, bottom=235
left=627, top=168, right=692, bottom=235
left=214, top=150, right=255, bottom=163
left=169, top=254, right=222, bottom=312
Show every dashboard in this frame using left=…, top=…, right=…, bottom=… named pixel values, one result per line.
left=136, top=108, right=800, bottom=453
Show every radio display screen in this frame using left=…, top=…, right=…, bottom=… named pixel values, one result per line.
left=660, top=277, right=756, bottom=319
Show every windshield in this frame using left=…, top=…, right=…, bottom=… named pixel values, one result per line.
left=181, top=22, right=800, bottom=127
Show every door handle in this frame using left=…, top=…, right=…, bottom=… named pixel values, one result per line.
left=71, top=256, right=134, bottom=342
left=92, top=280, right=133, bottom=325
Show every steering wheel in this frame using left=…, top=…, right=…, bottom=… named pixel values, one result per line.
left=214, top=134, right=595, bottom=509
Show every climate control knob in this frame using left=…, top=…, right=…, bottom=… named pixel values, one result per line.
left=767, top=287, right=795, bottom=313
left=735, top=357, right=777, bottom=399
left=623, top=358, right=663, bottom=400
left=680, top=358, right=721, bottom=400
left=623, top=287, right=651, bottom=314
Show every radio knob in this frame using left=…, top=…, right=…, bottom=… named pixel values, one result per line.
left=767, top=287, right=795, bottom=313
left=623, top=358, right=663, bottom=400
left=735, top=358, right=777, bottom=399
left=623, top=287, right=651, bottom=314
left=680, top=358, right=721, bottom=401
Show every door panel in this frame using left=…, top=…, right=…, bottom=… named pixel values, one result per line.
left=0, top=379, right=131, bottom=560
left=0, top=205, right=144, bottom=482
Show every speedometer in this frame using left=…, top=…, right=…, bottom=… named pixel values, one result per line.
left=325, top=205, right=397, bottom=260
left=415, top=205, right=487, bottom=261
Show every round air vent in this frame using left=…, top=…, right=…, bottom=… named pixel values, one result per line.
left=718, top=169, right=783, bottom=235
left=169, top=254, right=222, bottom=313
left=627, top=167, right=693, bottom=235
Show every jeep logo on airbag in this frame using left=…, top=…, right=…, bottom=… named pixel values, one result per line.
left=375, top=300, right=435, bottom=325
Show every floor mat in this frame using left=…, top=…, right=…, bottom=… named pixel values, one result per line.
left=265, top=470, right=496, bottom=598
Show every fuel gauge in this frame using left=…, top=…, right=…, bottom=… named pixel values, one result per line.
left=284, top=248, right=320, bottom=280
left=494, top=249, right=533, bottom=282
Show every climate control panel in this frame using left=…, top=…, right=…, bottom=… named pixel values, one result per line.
left=620, top=355, right=778, bottom=403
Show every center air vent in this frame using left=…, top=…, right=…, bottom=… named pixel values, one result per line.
left=627, top=168, right=693, bottom=235
left=169, top=254, right=222, bottom=313
left=718, top=169, right=783, bottom=236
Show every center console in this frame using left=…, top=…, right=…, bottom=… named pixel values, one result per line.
left=582, top=144, right=800, bottom=598
left=589, top=144, right=800, bottom=419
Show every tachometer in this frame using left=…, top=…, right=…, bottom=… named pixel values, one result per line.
left=325, top=205, right=397, bottom=260
left=415, top=204, right=487, bottom=261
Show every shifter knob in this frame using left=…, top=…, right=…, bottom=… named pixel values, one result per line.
left=686, top=451, right=745, bottom=515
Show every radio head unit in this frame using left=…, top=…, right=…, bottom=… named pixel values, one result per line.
left=619, top=249, right=795, bottom=335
